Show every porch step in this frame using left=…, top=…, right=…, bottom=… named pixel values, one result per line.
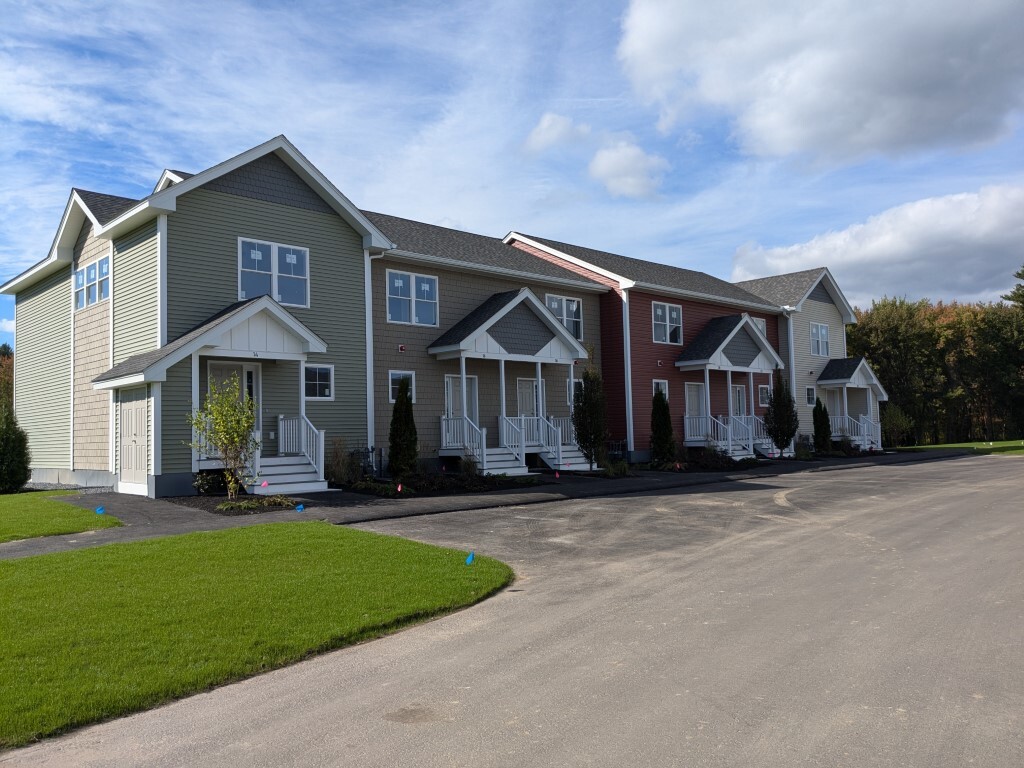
left=480, top=447, right=530, bottom=476
left=248, top=455, right=328, bottom=495
left=537, top=446, right=600, bottom=472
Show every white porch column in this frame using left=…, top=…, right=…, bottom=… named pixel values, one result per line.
left=535, top=360, right=543, bottom=417
left=299, top=359, right=306, bottom=417
left=568, top=362, right=575, bottom=415
left=842, top=385, right=849, bottom=419
left=726, top=370, right=733, bottom=418
left=703, top=367, right=711, bottom=420
left=460, top=355, right=469, bottom=425
left=499, top=359, right=506, bottom=421
left=748, top=372, right=754, bottom=414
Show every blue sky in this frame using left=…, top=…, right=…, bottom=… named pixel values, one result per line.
left=2, top=0, right=1023, bottom=347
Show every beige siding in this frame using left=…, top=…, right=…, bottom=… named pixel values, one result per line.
left=792, top=293, right=847, bottom=436
left=15, top=268, right=72, bottom=468
left=113, top=221, right=158, bottom=363
left=72, top=223, right=111, bottom=471
left=166, top=185, right=368, bottom=454
left=161, top=358, right=193, bottom=473
left=372, top=258, right=601, bottom=455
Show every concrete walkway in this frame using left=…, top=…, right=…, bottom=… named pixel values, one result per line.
left=0, top=449, right=973, bottom=561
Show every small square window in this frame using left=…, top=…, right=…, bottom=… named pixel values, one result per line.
left=758, top=385, right=770, bottom=408
left=389, top=371, right=416, bottom=403
left=806, top=387, right=816, bottom=407
left=304, top=365, right=333, bottom=400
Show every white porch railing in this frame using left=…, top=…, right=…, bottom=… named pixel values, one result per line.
left=278, top=415, right=325, bottom=480
left=508, top=416, right=542, bottom=445
left=499, top=416, right=524, bottom=463
left=860, top=415, right=882, bottom=448
left=539, top=415, right=563, bottom=467
left=723, top=416, right=754, bottom=455
left=198, top=427, right=262, bottom=479
left=550, top=416, right=576, bottom=446
left=440, top=415, right=488, bottom=471
left=684, top=415, right=729, bottom=446
left=830, top=415, right=865, bottom=441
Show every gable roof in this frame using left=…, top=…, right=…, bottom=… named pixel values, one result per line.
left=364, top=212, right=606, bottom=293
left=506, top=233, right=779, bottom=312
left=736, top=266, right=856, bottom=323
left=93, top=296, right=326, bottom=388
left=72, top=189, right=141, bottom=226
left=817, top=356, right=889, bottom=400
left=429, top=290, right=521, bottom=349
left=675, top=313, right=785, bottom=371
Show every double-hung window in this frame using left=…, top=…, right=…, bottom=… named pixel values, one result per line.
left=810, top=322, right=830, bottom=356
left=806, top=387, right=816, bottom=407
left=751, top=317, right=767, bottom=336
left=389, top=371, right=416, bottom=402
left=545, top=294, right=583, bottom=339
left=387, top=270, right=438, bottom=326
left=759, top=385, right=770, bottom=408
left=74, top=257, right=109, bottom=310
left=238, top=238, right=309, bottom=308
left=304, top=365, right=333, bottom=400
left=653, top=380, right=669, bottom=400
left=652, top=301, right=682, bottom=344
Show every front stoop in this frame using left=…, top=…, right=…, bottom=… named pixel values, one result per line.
left=249, top=455, right=328, bottom=495
left=538, top=446, right=600, bottom=472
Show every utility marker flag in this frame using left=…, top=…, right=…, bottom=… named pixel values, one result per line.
left=466, top=551, right=475, bottom=565
left=296, top=504, right=305, bottom=512
left=95, top=507, right=105, bottom=515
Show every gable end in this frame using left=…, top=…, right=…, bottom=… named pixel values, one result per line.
left=203, top=153, right=335, bottom=215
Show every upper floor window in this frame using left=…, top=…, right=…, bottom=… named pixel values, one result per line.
left=810, top=322, right=830, bottom=356
left=74, top=256, right=109, bottom=310
left=387, top=270, right=437, bottom=326
left=545, top=294, right=583, bottom=340
left=238, top=238, right=309, bottom=308
left=652, top=301, right=682, bottom=344
left=751, top=316, right=767, bottom=336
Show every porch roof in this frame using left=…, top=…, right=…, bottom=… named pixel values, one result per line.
left=92, top=296, right=326, bottom=389
left=428, top=287, right=589, bottom=363
left=675, top=314, right=785, bottom=373
left=817, top=356, right=889, bottom=400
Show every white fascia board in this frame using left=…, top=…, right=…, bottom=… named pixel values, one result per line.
left=631, top=282, right=781, bottom=314
left=432, top=349, right=578, bottom=364
left=93, top=373, right=148, bottom=390
left=153, top=170, right=187, bottom=194
left=819, top=268, right=857, bottom=324
left=384, top=250, right=608, bottom=294
left=0, top=193, right=87, bottom=294
left=720, top=316, right=786, bottom=369
left=503, top=232, right=634, bottom=290
left=674, top=359, right=712, bottom=370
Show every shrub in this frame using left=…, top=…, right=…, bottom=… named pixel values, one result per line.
left=689, top=447, right=736, bottom=471
left=881, top=403, right=915, bottom=447
left=650, top=389, right=675, bottom=466
left=0, top=408, right=31, bottom=494
left=326, top=438, right=366, bottom=486
left=187, top=372, right=259, bottom=500
left=763, top=375, right=800, bottom=454
left=601, top=459, right=631, bottom=478
left=573, top=362, right=607, bottom=470
left=812, top=398, right=831, bottom=454
left=388, top=377, right=417, bottom=480
left=192, top=469, right=227, bottom=496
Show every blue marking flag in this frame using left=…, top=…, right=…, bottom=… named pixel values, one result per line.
left=296, top=504, right=305, bottom=512
left=95, top=506, right=105, bottom=515
left=465, top=551, right=475, bottom=565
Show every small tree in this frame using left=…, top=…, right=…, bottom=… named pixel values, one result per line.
left=881, top=402, right=915, bottom=447
left=388, top=376, right=417, bottom=480
left=0, top=353, right=11, bottom=415
left=763, top=374, right=799, bottom=455
left=0, top=407, right=31, bottom=493
left=573, top=364, right=607, bottom=470
left=1002, top=263, right=1024, bottom=309
left=812, top=397, right=831, bottom=453
left=187, top=372, right=259, bottom=499
left=650, top=389, right=675, bottom=466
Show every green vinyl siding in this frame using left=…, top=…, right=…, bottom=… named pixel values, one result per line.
left=161, top=358, right=193, bottom=473
left=113, top=221, right=158, bottom=363
left=259, top=360, right=301, bottom=456
left=166, top=185, right=367, bottom=448
left=15, top=268, right=72, bottom=468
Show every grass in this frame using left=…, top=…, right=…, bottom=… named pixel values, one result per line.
left=894, top=439, right=1024, bottom=456
left=0, top=491, right=121, bottom=543
left=0, top=522, right=513, bottom=748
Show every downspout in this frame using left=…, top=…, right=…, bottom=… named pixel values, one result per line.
left=621, top=289, right=634, bottom=454
left=783, top=305, right=797, bottom=453
left=364, top=248, right=375, bottom=452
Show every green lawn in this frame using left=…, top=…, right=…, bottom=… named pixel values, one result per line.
left=0, top=522, right=513, bottom=748
left=0, top=491, right=121, bottom=543
left=895, top=439, right=1024, bottom=456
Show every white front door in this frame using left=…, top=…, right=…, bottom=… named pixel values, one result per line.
left=732, top=385, right=746, bottom=417
left=685, top=382, right=706, bottom=439
left=445, top=375, right=479, bottom=424
left=826, top=388, right=842, bottom=418
left=209, top=362, right=262, bottom=430
left=517, top=378, right=546, bottom=417
left=119, top=387, right=148, bottom=485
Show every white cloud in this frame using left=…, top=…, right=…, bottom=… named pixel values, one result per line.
left=618, top=0, right=1024, bottom=160
left=0, top=319, right=14, bottom=334
left=588, top=139, right=668, bottom=198
left=732, top=185, right=1024, bottom=307
left=525, top=113, right=591, bottom=152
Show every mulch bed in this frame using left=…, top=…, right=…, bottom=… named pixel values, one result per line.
left=163, top=495, right=300, bottom=516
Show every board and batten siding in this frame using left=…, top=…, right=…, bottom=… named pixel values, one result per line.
left=165, top=184, right=368, bottom=451
left=113, top=221, right=159, bottom=364
left=15, top=268, right=72, bottom=469
left=371, top=258, right=601, bottom=456
left=792, top=287, right=848, bottom=436
left=72, top=222, right=111, bottom=471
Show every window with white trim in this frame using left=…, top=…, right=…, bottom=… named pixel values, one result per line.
left=751, top=317, right=767, bottom=336
left=806, top=387, right=816, bottom=407
left=545, top=294, right=583, bottom=340
left=758, top=385, right=770, bottom=407
left=568, top=378, right=584, bottom=405
left=387, top=270, right=438, bottom=326
left=653, top=379, right=669, bottom=400
left=652, top=302, right=682, bottom=344
left=304, top=365, right=333, bottom=400
left=238, top=238, right=309, bottom=307
left=810, top=322, right=830, bottom=356
left=389, top=370, right=416, bottom=403
left=74, top=257, right=110, bottom=310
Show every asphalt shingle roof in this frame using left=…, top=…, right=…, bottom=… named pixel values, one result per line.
left=735, top=268, right=826, bottom=308
left=520, top=234, right=778, bottom=309
left=817, top=357, right=865, bottom=382
left=93, top=300, right=260, bottom=383
left=73, top=189, right=141, bottom=226
left=676, top=315, right=744, bottom=362
left=429, top=290, right=521, bottom=349
left=362, top=212, right=604, bottom=288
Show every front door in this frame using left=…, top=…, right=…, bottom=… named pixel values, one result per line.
left=826, top=388, right=842, bottom=419
left=731, top=385, right=747, bottom=417
left=445, top=375, right=479, bottom=424
left=208, top=362, right=262, bottom=430
left=119, top=387, right=148, bottom=485
left=684, top=382, right=706, bottom=439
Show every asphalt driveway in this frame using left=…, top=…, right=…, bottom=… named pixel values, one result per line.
left=4, top=455, right=1022, bottom=767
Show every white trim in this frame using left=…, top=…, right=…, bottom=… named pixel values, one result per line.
left=794, top=268, right=857, bottom=324
left=806, top=387, right=816, bottom=407
left=810, top=322, right=830, bottom=357
left=73, top=255, right=110, bottom=311
left=674, top=313, right=786, bottom=372
left=238, top=237, right=310, bottom=309
left=543, top=293, right=584, bottom=340
left=651, top=300, right=683, bottom=345
left=191, top=353, right=199, bottom=472
left=151, top=382, right=162, bottom=475
left=107, top=241, right=114, bottom=364
left=116, top=480, right=149, bottom=496
left=502, top=232, right=634, bottom=289
left=108, top=391, right=116, bottom=473
left=303, top=363, right=335, bottom=401
left=157, top=214, right=168, bottom=346
left=1, top=192, right=89, bottom=295
left=364, top=249, right=375, bottom=449
left=69, top=269, right=75, bottom=471
left=388, top=370, right=416, bottom=403
left=153, top=169, right=187, bottom=193
left=758, top=384, right=770, bottom=408
left=385, top=268, right=439, bottom=327
left=622, top=291, right=634, bottom=451
left=653, top=379, right=669, bottom=400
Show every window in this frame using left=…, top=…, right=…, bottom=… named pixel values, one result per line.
left=74, top=256, right=109, bottom=310
left=810, top=322, right=830, bottom=356
left=238, top=238, right=309, bottom=307
left=653, top=379, right=669, bottom=400
left=652, top=302, right=683, bottom=344
left=389, top=370, right=416, bottom=403
left=759, top=385, right=770, bottom=407
left=806, top=387, right=816, bottom=407
left=751, top=317, right=767, bottom=336
left=387, top=270, right=438, bottom=326
left=545, top=294, right=583, bottom=340
left=567, top=377, right=584, bottom=405
left=304, top=365, right=333, bottom=400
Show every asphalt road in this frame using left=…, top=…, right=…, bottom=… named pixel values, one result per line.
left=4, top=455, right=1022, bottom=767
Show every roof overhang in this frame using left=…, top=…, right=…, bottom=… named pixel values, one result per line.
left=631, top=281, right=781, bottom=314
left=795, top=267, right=856, bottom=324
left=817, top=358, right=888, bottom=400
left=675, top=313, right=786, bottom=373
left=503, top=232, right=635, bottom=291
